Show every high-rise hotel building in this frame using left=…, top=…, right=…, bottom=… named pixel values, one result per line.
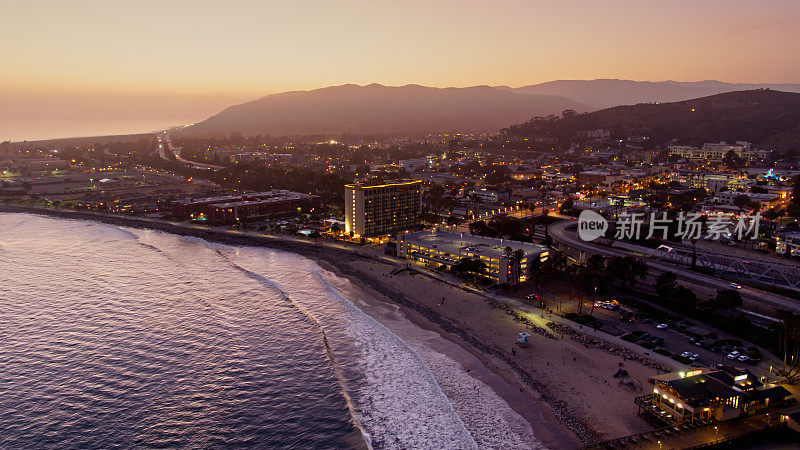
left=344, top=180, right=422, bottom=237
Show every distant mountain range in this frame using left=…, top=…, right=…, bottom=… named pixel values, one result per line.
left=183, top=80, right=800, bottom=138
left=499, top=79, right=800, bottom=109
left=504, top=89, right=800, bottom=152
left=184, top=84, right=585, bottom=137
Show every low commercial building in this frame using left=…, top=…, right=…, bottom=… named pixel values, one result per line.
left=674, top=171, right=756, bottom=193
left=345, top=180, right=422, bottom=237
left=207, top=192, right=319, bottom=223
left=577, top=170, right=622, bottom=187
left=669, top=142, right=770, bottom=162
left=468, top=187, right=505, bottom=203
left=399, top=158, right=430, bottom=173
left=638, top=367, right=792, bottom=424
left=171, top=190, right=319, bottom=222
left=397, top=228, right=549, bottom=284
left=713, top=191, right=781, bottom=208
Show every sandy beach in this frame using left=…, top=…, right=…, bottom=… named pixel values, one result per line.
left=319, top=266, right=559, bottom=449
left=320, top=255, right=665, bottom=446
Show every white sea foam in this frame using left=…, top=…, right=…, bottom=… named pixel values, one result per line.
left=319, top=270, right=547, bottom=450
left=215, top=245, right=478, bottom=449
left=335, top=289, right=479, bottom=449
left=408, top=344, right=545, bottom=449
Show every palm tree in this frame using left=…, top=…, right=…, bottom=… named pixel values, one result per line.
left=548, top=250, right=568, bottom=273
left=776, top=309, right=800, bottom=377
left=503, top=246, right=513, bottom=284
left=469, top=193, right=482, bottom=220
left=571, top=264, right=589, bottom=315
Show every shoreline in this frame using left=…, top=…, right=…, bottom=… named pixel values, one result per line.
left=317, top=258, right=594, bottom=445
left=2, top=204, right=650, bottom=446
left=317, top=258, right=581, bottom=449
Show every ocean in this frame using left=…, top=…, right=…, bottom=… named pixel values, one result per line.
left=0, top=213, right=544, bottom=449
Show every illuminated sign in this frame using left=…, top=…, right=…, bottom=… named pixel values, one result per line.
left=686, top=370, right=703, bottom=377
left=734, top=374, right=748, bottom=382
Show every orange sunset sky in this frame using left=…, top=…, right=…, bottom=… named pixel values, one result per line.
left=2, top=0, right=799, bottom=141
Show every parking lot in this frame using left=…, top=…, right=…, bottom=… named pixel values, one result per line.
left=552, top=296, right=778, bottom=379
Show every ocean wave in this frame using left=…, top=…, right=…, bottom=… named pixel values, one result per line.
left=317, top=270, right=546, bottom=450
left=109, top=229, right=541, bottom=449
left=0, top=219, right=362, bottom=449
left=216, top=246, right=478, bottom=449
left=407, top=344, right=545, bottom=449
left=1, top=213, right=140, bottom=242
left=204, top=245, right=374, bottom=448
left=309, top=268, right=478, bottom=450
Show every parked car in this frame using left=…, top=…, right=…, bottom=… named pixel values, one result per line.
left=681, top=351, right=693, bottom=358
left=689, top=354, right=700, bottom=361
left=738, top=355, right=749, bottom=362
left=656, top=323, right=668, bottom=329
left=727, top=351, right=740, bottom=360
left=601, top=302, right=619, bottom=311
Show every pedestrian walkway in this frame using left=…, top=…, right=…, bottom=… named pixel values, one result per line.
left=589, top=413, right=784, bottom=449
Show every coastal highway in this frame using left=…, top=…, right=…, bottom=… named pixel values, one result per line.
left=548, top=220, right=800, bottom=314
left=160, top=131, right=224, bottom=171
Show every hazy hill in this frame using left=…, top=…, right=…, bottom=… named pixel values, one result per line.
left=504, top=89, right=800, bottom=152
left=499, top=79, right=800, bottom=109
left=185, top=84, right=585, bottom=136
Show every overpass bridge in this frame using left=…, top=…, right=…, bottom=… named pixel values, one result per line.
left=548, top=220, right=800, bottom=313
left=651, top=245, right=800, bottom=290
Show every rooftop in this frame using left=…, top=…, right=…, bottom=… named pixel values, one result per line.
left=665, top=374, right=740, bottom=407
left=210, top=192, right=317, bottom=208
left=655, top=368, right=793, bottom=408
left=345, top=179, right=421, bottom=189
left=401, top=228, right=548, bottom=259
left=173, top=190, right=315, bottom=207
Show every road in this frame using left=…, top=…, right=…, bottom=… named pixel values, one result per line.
left=155, top=135, right=170, bottom=161
left=160, top=131, right=224, bottom=171
left=548, top=220, right=800, bottom=314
